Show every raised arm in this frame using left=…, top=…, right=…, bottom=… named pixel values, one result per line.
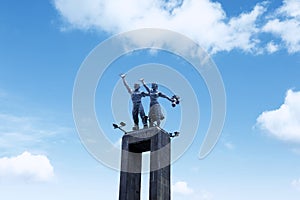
left=140, top=78, right=150, bottom=93
left=121, top=74, right=132, bottom=94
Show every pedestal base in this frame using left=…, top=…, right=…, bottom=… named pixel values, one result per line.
left=119, top=127, right=171, bottom=200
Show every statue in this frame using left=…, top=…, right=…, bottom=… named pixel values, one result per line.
left=120, top=74, right=148, bottom=130
left=140, top=79, right=179, bottom=127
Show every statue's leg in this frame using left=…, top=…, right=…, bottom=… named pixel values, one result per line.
left=148, top=106, right=153, bottom=127
left=148, top=114, right=154, bottom=127
left=139, top=104, right=148, bottom=128
left=151, top=104, right=160, bottom=127
left=149, top=118, right=154, bottom=127
left=149, top=104, right=160, bottom=127
left=158, top=104, right=164, bottom=120
left=132, top=105, right=139, bottom=130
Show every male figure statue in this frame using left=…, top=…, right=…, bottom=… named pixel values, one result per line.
left=121, top=74, right=148, bottom=130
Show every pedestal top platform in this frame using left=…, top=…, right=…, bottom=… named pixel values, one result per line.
left=123, top=126, right=169, bottom=138
left=122, top=127, right=170, bottom=153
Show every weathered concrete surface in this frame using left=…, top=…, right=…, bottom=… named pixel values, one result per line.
left=119, top=127, right=170, bottom=200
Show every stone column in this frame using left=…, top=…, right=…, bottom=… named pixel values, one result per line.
left=119, top=127, right=170, bottom=200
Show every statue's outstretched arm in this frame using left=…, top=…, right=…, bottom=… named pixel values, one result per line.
left=121, top=76, right=132, bottom=94
left=159, top=92, right=173, bottom=102
left=141, top=91, right=149, bottom=97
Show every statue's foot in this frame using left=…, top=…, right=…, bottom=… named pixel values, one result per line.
left=144, top=116, right=148, bottom=121
left=132, top=125, right=139, bottom=130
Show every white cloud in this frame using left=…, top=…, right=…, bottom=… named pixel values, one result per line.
left=54, top=0, right=268, bottom=54
left=256, top=90, right=300, bottom=143
left=292, top=178, right=300, bottom=191
left=263, top=0, right=300, bottom=53
left=263, top=18, right=300, bottom=53
left=53, top=0, right=300, bottom=54
left=172, top=181, right=213, bottom=200
left=172, top=181, right=194, bottom=195
left=0, top=151, right=54, bottom=182
left=266, top=41, right=279, bottom=53
left=277, top=0, right=300, bottom=18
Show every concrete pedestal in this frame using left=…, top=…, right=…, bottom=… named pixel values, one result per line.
left=119, top=127, right=171, bottom=200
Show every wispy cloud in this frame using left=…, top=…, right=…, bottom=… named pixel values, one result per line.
left=172, top=181, right=213, bottom=200
left=224, top=142, right=235, bottom=150
left=0, top=88, right=73, bottom=156
left=0, top=151, right=54, bottom=182
left=256, top=89, right=300, bottom=143
left=0, top=89, right=7, bottom=98
left=0, top=113, right=72, bottom=153
left=291, top=148, right=300, bottom=155
left=291, top=178, right=300, bottom=191
left=53, top=0, right=300, bottom=54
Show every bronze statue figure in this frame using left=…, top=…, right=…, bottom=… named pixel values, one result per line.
left=120, top=74, right=148, bottom=130
left=140, top=79, right=178, bottom=127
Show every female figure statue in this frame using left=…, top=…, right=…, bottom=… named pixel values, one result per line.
left=140, top=79, right=174, bottom=127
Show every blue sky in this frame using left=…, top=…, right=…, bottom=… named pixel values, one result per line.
left=1, top=0, right=300, bottom=199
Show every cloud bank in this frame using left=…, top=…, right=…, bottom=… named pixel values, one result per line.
left=256, top=90, right=300, bottom=143
left=53, top=0, right=300, bottom=54
left=0, top=151, right=54, bottom=182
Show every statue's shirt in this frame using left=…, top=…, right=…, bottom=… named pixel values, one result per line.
left=131, top=90, right=145, bottom=104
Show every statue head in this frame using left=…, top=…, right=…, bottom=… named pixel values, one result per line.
left=151, top=83, right=158, bottom=90
left=134, top=83, right=140, bottom=90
